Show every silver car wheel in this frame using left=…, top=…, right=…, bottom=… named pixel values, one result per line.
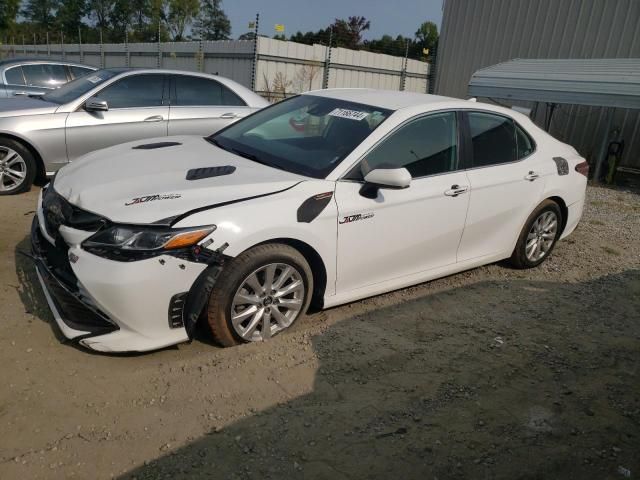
left=525, top=211, right=558, bottom=262
left=231, top=263, right=305, bottom=342
left=0, top=147, right=27, bottom=192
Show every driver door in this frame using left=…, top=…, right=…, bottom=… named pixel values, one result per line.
left=335, top=111, right=470, bottom=294
left=65, top=73, right=169, bottom=161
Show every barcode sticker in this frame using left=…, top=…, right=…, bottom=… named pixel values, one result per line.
left=328, top=108, right=369, bottom=121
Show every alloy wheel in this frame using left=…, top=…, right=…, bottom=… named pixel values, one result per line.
left=525, top=211, right=558, bottom=262
left=0, top=147, right=27, bottom=192
left=230, top=263, right=305, bottom=341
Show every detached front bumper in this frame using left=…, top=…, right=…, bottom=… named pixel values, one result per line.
left=31, top=211, right=209, bottom=353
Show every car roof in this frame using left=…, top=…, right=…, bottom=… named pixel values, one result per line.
left=0, top=57, right=96, bottom=68
left=303, top=88, right=467, bottom=111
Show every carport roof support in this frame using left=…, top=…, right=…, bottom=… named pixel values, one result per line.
left=467, top=58, right=640, bottom=109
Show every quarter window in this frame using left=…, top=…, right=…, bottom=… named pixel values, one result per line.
left=173, top=75, right=246, bottom=106
left=95, top=74, right=164, bottom=108
left=349, top=111, right=458, bottom=179
left=22, top=64, right=68, bottom=88
left=468, top=112, right=517, bottom=167
left=5, top=66, right=25, bottom=85
left=516, top=124, right=535, bottom=159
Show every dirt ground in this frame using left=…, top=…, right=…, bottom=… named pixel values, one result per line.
left=0, top=185, right=639, bottom=480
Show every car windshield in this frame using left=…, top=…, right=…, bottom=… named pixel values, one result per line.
left=209, top=95, right=392, bottom=178
left=42, top=70, right=119, bottom=105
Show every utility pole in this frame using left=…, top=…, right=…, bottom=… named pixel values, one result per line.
left=251, top=13, right=260, bottom=92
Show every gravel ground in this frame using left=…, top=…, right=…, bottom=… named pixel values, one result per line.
left=0, top=185, right=639, bottom=480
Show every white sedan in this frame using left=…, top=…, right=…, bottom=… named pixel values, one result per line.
left=31, top=89, right=588, bottom=352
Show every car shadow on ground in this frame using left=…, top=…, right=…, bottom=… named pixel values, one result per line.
left=118, top=269, right=640, bottom=480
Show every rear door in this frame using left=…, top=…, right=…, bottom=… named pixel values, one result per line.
left=456, top=111, right=548, bottom=261
left=168, top=74, right=252, bottom=136
left=65, top=73, right=169, bottom=161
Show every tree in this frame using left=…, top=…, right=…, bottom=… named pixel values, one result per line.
left=0, top=0, right=20, bottom=32
left=109, top=0, right=133, bottom=39
left=193, top=0, right=230, bottom=40
left=56, top=0, right=87, bottom=38
left=415, top=21, right=438, bottom=56
left=22, top=0, right=60, bottom=30
left=166, top=0, right=198, bottom=40
left=89, top=0, right=114, bottom=31
left=331, top=16, right=370, bottom=49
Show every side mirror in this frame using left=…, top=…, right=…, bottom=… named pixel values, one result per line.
left=360, top=168, right=411, bottom=198
left=85, top=98, right=108, bottom=112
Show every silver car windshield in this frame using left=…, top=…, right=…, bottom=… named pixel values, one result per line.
left=43, top=70, right=120, bottom=105
left=210, top=95, right=392, bottom=179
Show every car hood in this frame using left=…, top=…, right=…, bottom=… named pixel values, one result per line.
left=53, top=135, right=307, bottom=225
left=0, top=97, right=59, bottom=117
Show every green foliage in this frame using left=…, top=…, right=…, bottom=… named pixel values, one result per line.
left=0, top=0, right=20, bottom=31
left=193, top=0, right=231, bottom=40
left=21, top=0, right=59, bottom=30
left=57, top=0, right=88, bottom=38
left=166, top=0, right=199, bottom=40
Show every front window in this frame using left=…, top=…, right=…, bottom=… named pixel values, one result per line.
left=43, top=69, right=119, bottom=105
left=210, top=95, right=391, bottom=178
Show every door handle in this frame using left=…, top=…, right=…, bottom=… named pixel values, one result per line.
left=444, top=184, right=469, bottom=197
left=219, top=112, right=237, bottom=119
left=524, top=171, right=540, bottom=181
left=144, top=115, right=164, bottom=122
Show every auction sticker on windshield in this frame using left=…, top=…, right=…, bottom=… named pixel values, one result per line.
left=328, top=108, right=370, bottom=121
left=87, top=76, right=103, bottom=84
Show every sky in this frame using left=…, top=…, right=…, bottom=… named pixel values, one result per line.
left=222, top=0, right=444, bottom=40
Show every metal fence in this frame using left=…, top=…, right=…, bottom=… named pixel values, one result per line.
left=0, top=36, right=429, bottom=100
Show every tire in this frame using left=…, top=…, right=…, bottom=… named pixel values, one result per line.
left=509, top=199, right=563, bottom=269
left=207, top=243, right=313, bottom=347
left=0, top=138, right=37, bottom=195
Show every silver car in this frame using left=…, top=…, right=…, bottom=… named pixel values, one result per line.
left=0, top=68, right=268, bottom=194
left=0, top=58, right=97, bottom=98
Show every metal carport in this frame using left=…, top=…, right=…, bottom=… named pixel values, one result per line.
left=467, top=58, right=640, bottom=181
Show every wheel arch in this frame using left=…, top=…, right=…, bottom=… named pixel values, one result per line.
left=547, top=195, right=569, bottom=235
left=249, top=237, right=328, bottom=309
left=0, top=132, right=47, bottom=185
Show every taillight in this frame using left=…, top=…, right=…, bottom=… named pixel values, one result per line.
left=575, top=160, right=589, bottom=177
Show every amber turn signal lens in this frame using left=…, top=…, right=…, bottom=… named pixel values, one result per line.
left=163, top=228, right=214, bottom=250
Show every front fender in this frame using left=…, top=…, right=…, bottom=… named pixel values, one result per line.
left=173, top=181, right=338, bottom=296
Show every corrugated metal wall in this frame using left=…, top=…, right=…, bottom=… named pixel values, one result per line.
left=435, top=0, right=640, bottom=170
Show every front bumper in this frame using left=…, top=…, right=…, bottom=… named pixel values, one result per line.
left=31, top=204, right=209, bottom=352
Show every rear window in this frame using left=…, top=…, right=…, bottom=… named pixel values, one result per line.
left=22, top=64, right=68, bottom=88
left=468, top=112, right=516, bottom=167
left=173, top=75, right=246, bottom=106
left=4, top=66, right=24, bottom=85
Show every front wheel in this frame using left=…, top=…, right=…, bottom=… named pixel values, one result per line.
left=509, top=200, right=562, bottom=269
left=206, top=243, right=313, bottom=347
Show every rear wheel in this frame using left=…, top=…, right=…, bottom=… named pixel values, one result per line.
left=509, top=200, right=562, bottom=269
left=0, top=139, right=36, bottom=195
left=206, top=243, right=313, bottom=347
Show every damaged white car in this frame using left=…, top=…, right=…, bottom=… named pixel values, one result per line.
left=31, top=89, right=588, bottom=352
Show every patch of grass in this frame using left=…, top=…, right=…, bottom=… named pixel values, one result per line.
left=589, top=200, right=607, bottom=207
left=601, top=245, right=621, bottom=256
